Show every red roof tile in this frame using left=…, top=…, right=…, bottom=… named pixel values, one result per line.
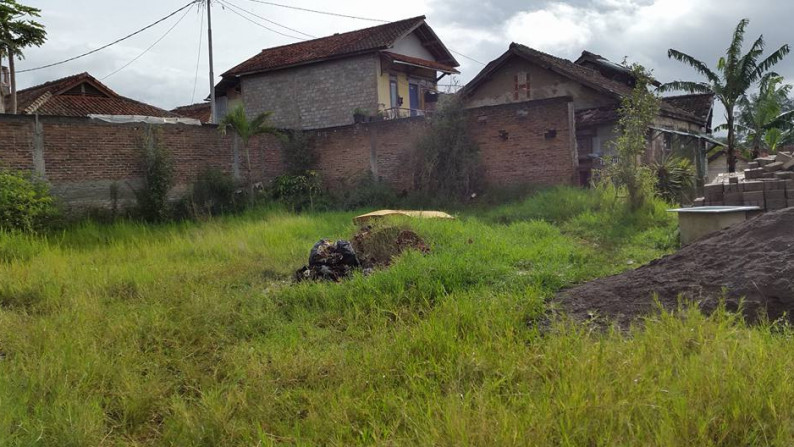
left=222, top=16, right=458, bottom=77
left=10, top=72, right=178, bottom=118
left=171, top=102, right=212, bottom=123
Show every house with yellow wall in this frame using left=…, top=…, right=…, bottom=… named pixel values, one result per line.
left=214, top=16, right=459, bottom=129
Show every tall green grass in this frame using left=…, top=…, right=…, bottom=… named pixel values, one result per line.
left=2, top=187, right=789, bottom=445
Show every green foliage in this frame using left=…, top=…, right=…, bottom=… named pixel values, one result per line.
left=734, top=75, right=794, bottom=156
left=0, top=168, right=55, bottom=232
left=661, top=18, right=791, bottom=172
left=414, top=95, right=481, bottom=197
left=180, top=167, right=243, bottom=218
left=270, top=170, right=323, bottom=212
left=0, top=1, right=46, bottom=57
left=652, top=155, right=696, bottom=204
left=334, top=172, right=400, bottom=211
left=281, top=129, right=316, bottom=175
left=218, top=105, right=282, bottom=204
left=600, top=64, right=659, bottom=210
left=134, top=129, right=174, bottom=222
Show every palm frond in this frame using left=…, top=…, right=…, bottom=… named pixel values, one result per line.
left=726, top=19, right=750, bottom=73
left=666, top=49, right=720, bottom=84
left=753, top=44, right=791, bottom=79
left=657, top=81, right=713, bottom=94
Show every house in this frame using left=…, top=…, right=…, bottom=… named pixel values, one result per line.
left=7, top=72, right=184, bottom=120
left=171, top=102, right=212, bottom=123
left=214, top=16, right=460, bottom=129
left=460, top=43, right=718, bottom=186
left=707, top=149, right=748, bottom=183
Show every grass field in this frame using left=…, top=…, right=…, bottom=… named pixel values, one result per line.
left=2, top=187, right=793, bottom=446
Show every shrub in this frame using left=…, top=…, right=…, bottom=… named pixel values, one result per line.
left=0, top=169, right=57, bottom=232
left=281, top=130, right=316, bottom=175
left=652, top=155, right=696, bottom=204
left=270, top=170, right=324, bottom=212
left=414, top=95, right=481, bottom=197
left=134, top=128, right=174, bottom=222
left=180, top=167, right=243, bottom=218
left=334, top=172, right=399, bottom=210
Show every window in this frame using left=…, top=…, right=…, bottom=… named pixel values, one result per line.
left=389, top=78, right=399, bottom=109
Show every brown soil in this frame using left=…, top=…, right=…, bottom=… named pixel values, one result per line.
left=556, top=208, right=794, bottom=326
left=352, top=226, right=429, bottom=269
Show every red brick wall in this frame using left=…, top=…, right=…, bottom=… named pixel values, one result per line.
left=0, top=98, right=577, bottom=209
left=468, top=97, right=576, bottom=187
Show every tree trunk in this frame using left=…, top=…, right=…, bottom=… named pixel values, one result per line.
left=726, top=107, right=736, bottom=173
left=8, top=49, right=16, bottom=114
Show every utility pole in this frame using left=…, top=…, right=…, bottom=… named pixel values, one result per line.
left=207, top=0, right=216, bottom=123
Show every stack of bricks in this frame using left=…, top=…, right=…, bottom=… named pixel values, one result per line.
left=695, top=151, right=794, bottom=211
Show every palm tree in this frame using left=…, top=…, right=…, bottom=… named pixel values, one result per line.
left=0, top=0, right=47, bottom=114
left=659, top=19, right=790, bottom=172
left=733, top=75, right=794, bottom=157
left=218, top=105, right=282, bottom=203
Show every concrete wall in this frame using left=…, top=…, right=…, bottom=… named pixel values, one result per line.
left=464, top=55, right=615, bottom=110
left=0, top=98, right=578, bottom=211
left=241, top=54, right=379, bottom=130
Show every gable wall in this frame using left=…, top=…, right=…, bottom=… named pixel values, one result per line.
left=241, top=54, right=379, bottom=129
left=464, top=56, right=616, bottom=110
left=390, top=32, right=435, bottom=60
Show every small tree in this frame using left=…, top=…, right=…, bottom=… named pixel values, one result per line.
left=0, top=168, right=55, bottom=232
left=218, top=105, right=281, bottom=203
left=602, top=64, right=660, bottom=210
left=0, top=0, right=47, bottom=114
left=135, top=128, right=174, bottom=222
left=734, top=75, right=794, bottom=156
left=414, top=95, right=480, bottom=197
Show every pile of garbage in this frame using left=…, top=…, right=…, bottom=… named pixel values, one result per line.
left=295, top=226, right=429, bottom=282
left=555, top=207, right=794, bottom=327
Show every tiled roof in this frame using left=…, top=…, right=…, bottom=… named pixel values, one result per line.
left=575, top=105, right=619, bottom=127
left=662, top=93, right=715, bottom=123
left=464, top=43, right=708, bottom=126
left=381, top=51, right=459, bottom=74
left=222, top=16, right=458, bottom=77
left=10, top=72, right=179, bottom=118
left=171, top=102, right=212, bottom=123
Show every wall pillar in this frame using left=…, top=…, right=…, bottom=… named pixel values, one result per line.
left=32, top=114, right=46, bottom=178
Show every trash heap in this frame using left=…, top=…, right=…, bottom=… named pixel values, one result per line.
left=294, top=227, right=429, bottom=282
left=697, top=152, right=794, bottom=211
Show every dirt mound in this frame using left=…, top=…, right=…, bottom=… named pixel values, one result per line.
left=556, top=208, right=794, bottom=326
left=352, top=226, right=429, bottom=269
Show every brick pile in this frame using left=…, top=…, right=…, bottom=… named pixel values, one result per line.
left=695, top=152, right=794, bottom=211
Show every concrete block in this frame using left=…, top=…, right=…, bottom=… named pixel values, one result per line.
left=743, top=191, right=765, bottom=202
left=724, top=191, right=744, bottom=205
left=766, top=198, right=787, bottom=210
left=725, top=184, right=741, bottom=193
left=763, top=161, right=784, bottom=172
left=764, top=180, right=786, bottom=191
left=788, top=199, right=794, bottom=208
left=705, top=201, right=724, bottom=206
left=774, top=171, right=794, bottom=180
left=777, top=151, right=793, bottom=165
left=766, top=189, right=786, bottom=201
left=747, top=161, right=760, bottom=169
left=729, top=176, right=740, bottom=184
left=763, top=172, right=777, bottom=178
left=757, top=156, right=776, bottom=166
left=742, top=181, right=765, bottom=192
left=785, top=179, right=794, bottom=191
left=744, top=168, right=765, bottom=179
left=693, top=197, right=705, bottom=206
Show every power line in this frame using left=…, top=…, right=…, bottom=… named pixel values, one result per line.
left=18, top=0, right=200, bottom=74
left=449, top=49, right=485, bottom=66
left=221, top=0, right=316, bottom=39
left=102, top=3, right=195, bottom=80
left=217, top=0, right=306, bottom=40
left=191, top=5, right=205, bottom=103
left=241, top=0, right=389, bottom=23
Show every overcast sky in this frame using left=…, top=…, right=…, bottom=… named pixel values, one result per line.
left=10, top=0, right=794, bottom=120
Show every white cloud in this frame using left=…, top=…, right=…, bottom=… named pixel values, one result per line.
left=505, top=4, right=594, bottom=53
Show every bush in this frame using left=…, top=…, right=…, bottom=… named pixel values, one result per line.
left=334, top=173, right=399, bottom=210
left=270, top=170, right=324, bottom=211
left=180, top=168, right=243, bottom=218
left=652, top=155, right=696, bottom=204
left=414, top=95, right=481, bottom=197
left=281, top=130, right=316, bottom=175
left=0, top=169, right=57, bottom=232
left=134, top=129, right=174, bottom=222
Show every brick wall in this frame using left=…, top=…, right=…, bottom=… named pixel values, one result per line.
left=0, top=97, right=578, bottom=211
left=241, top=55, right=379, bottom=130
